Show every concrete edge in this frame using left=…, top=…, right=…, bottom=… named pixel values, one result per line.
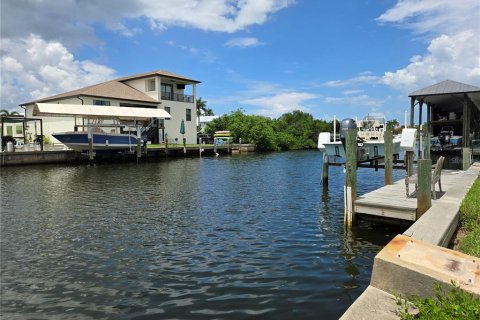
left=340, top=286, right=399, bottom=320
left=342, top=164, right=480, bottom=319
left=403, top=165, right=480, bottom=246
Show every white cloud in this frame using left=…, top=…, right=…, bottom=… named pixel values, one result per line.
left=342, top=89, right=365, bottom=95
left=1, top=0, right=295, bottom=48
left=377, top=0, right=479, bottom=36
left=1, top=35, right=116, bottom=108
left=150, top=0, right=293, bottom=33
left=323, top=94, right=386, bottom=108
left=323, top=75, right=379, bottom=88
left=241, top=91, right=317, bottom=118
left=225, top=37, right=264, bottom=48
left=383, top=31, right=480, bottom=90
left=378, top=0, right=480, bottom=90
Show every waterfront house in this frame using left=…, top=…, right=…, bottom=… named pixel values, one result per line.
left=198, top=115, right=219, bottom=133
left=20, top=70, right=201, bottom=145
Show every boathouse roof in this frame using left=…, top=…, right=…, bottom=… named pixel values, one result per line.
left=409, top=80, right=480, bottom=108
left=409, top=80, right=480, bottom=97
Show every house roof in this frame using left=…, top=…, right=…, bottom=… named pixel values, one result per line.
left=409, top=80, right=480, bottom=97
left=22, top=80, right=159, bottom=106
left=21, top=69, right=201, bottom=106
left=116, top=69, right=201, bottom=84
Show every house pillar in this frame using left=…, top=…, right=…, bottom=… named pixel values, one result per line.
left=418, top=100, right=423, bottom=159
left=410, top=97, right=415, bottom=127
left=463, top=95, right=471, bottom=170
left=193, top=83, right=198, bottom=127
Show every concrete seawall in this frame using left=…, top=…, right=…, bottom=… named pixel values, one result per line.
left=341, top=163, right=480, bottom=320
left=0, top=144, right=257, bottom=166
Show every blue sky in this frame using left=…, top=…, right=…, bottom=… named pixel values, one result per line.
left=1, top=0, right=479, bottom=122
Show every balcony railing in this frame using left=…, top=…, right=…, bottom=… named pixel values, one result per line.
left=161, top=91, right=194, bottom=103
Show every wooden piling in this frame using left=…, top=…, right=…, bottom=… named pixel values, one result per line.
left=405, top=151, right=414, bottom=177
left=199, top=138, right=202, bottom=157
left=384, top=130, right=393, bottom=185
left=136, top=127, right=142, bottom=163
left=165, top=136, right=169, bottom=159
left=424, top=131, right=430, bottom=160
left=416, top=159, right=432, bottom=219
left=322, top=151, right=329, bottom=186
left=463, top=148, right=471, bottom=171
left=344, top=128, right=357, bottom=226
left=87, top=126, right=94, bottom=165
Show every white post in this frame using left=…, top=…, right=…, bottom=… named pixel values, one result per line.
left=333, top=115, right=336, bottom=142
left=405, top=110, right=408, bottom=129
left=419, top=124, right=423, bottom=160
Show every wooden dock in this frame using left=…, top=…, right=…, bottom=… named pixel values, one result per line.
left=355, top=169, right=469, bottom=222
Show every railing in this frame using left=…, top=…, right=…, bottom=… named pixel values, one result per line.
left=161, top=91, right=194, bottom=103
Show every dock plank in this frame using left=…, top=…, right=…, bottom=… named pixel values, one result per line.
left=355, top=170, right=470, bottom=222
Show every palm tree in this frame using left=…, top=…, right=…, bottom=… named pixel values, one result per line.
left=196, top=98, right=214, bottom=117
left=0, top=109, right=20, bottom=116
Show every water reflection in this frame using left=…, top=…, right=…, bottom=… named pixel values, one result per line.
left=1, top=151, right=406, bottom=320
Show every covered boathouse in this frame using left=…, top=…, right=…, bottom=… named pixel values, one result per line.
left=408, top=80, right=480, bottom=169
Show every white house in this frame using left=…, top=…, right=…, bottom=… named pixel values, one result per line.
left=21, top=70, right=201, bottom=145
left=198, top=115, right=219, bottom=132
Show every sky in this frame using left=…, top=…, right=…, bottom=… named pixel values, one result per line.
left=1, top=0, right=479, bottom=122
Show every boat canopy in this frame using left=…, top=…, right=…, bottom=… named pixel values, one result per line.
left=33, top=103, right=171, bottom=120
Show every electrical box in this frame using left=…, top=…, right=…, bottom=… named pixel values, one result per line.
left=400, top=128, right=417, bottom=151
left=318, top=132, right=331, bottom=149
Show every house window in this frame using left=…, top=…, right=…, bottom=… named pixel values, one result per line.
left=186, top=108, right=192, bottom=121
left=164, top=107, right=171, bottom=120
left=16, top=125, right=23, bottom=135
left=146, top=78, right=156, bottom=92
left=6, top=126, right=13, bottom=136
left=161, top=83, right=173, bottom=100
left=93, top=99, right=111, bottom=106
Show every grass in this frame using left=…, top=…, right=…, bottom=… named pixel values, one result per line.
left=395, top=178, right=480, bottom=319
left=396, top=282, right=480, bottom=320
left=457, top=177, right=480, bottom=257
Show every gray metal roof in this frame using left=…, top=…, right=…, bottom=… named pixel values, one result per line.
left=409, top=80, right=480, bottom=97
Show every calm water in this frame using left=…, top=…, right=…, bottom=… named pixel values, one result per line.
left=1, top=150, right=405, bottom=319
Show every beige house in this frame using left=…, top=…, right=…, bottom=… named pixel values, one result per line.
left=21, top=70, right=201, bottom=145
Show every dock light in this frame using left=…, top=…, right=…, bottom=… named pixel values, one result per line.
left=340, top=118, right=356, bottom=151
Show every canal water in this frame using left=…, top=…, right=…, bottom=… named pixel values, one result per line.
left=1, top=150, right=406, bottom=319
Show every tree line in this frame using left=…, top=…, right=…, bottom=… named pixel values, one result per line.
left=204, top=109, right=334, bottom=151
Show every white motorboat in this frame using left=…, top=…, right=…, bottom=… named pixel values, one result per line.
left=318, top=116, right=401, bottom=162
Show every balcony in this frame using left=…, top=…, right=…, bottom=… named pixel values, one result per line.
left=161, top=91, right=194, bottom=103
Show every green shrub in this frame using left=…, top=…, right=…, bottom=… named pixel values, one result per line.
left=396, top=282, right=480, bottom=320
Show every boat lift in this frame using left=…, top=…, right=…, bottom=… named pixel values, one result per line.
left=33, top=103, right=171, bottom=163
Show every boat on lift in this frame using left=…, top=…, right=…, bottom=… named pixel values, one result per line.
left=318, top=116, right=401, bottom=162
left=52, top=131, right=139, bottom=152
left=33, top=103, right=171, bottom=153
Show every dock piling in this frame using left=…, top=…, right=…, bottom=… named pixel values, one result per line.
left=87, top=126, right=94, bottom=166
left=136, top=127, right=142, bottom=163
left=322, top=151, right=329, bottom=186
left=384, top=130, right=393, bottom=185
left=463, top=148, right=471, bottom=170
left=416, top=159, right=432, bottom=218
left=344, top=128, right=357, bottom=226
